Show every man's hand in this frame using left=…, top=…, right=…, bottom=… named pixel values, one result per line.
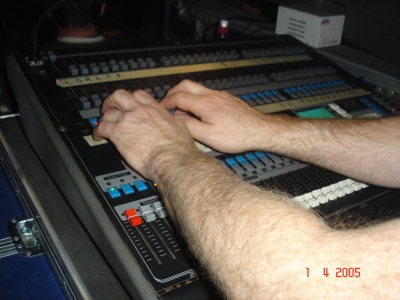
left=161, top=80, right=274, bottom=153
left=92, top=89, right=196, bottom=180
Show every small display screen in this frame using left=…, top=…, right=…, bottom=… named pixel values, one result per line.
left=296, top=107, right=335, bottom=119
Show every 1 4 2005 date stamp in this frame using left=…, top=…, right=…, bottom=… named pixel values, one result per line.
left=306, top=268, right=361, bottom=277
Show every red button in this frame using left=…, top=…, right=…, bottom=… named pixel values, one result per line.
left=124, top=208, right=142, bottom=226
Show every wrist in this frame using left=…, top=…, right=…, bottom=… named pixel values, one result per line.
left=251, top=114, right=295, bottom=153
left=147, top=141, right=200, bottom=183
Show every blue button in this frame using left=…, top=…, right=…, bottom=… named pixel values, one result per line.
left=257, top=92, right=266, bottom=98
left=241, top=94, right=250, bottom=100
left=297, top=86, right=305, bottom=91
left=89, top=117, right=98, bottom=127
left=235, top=155, right=248, bottom=165
left=107, top=187, right=121, bottom=198
left=290, top=87, right=298, bottom=92
left=265, top=91, right=272, bottom=96
left=226, top=158, right=239, bottom=168
left=245, top=153, right=258, bottom=163
left=284, top=88, right=292, bottom=93
left=255, top=151, right=267, bottom=160
left=272, top=90, right=279, bottom=95
left=134, top=180, right=148, bottom=191
left=120, top=183, right=134, bottom=195
left=249, top=93, right=258, bottom=100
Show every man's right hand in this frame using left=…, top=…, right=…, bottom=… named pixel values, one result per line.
left=161, top=80, right=274, bottom=153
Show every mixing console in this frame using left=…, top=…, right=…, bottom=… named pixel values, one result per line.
left=7, top=35, right=400, bottom=299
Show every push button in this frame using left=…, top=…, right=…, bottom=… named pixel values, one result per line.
left=134, top=180, right=147, bottom=191
left=106, top=187, right=121, bottom=198
left=120, top=183, right=134, bottom=195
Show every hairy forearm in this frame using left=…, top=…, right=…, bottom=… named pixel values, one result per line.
left=154, top=148, right=331, bottom=298
left=153, top=148, right=400, bottom=299
left=260, top=115, right=400, bottom=188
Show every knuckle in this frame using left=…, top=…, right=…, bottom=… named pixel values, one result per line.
left=112, top=89, right=128, bottom=98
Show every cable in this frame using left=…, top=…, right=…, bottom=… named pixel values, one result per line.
left=27, top=0, right=66, bottom=64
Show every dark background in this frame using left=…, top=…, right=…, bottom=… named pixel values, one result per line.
left=1, top=0, right=399, bottom=81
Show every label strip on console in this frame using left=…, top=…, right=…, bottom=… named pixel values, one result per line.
left=254, top=89, right=370, bottom=114
left=56, top=55, right=312, bottom=88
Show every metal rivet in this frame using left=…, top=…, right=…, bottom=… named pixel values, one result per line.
left=11, top=219, right=17, bottom=223
left=13, top=236, right=20, bottom=241
left=16, top=244, right=23, bottom=249
left=26, top=251, right=32, bottom=256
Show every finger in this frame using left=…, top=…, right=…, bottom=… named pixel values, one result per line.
left=101, top=89, right=136, bottom=114
left=173, top=109, right=188, bottom=117
left=99, top=108, right=125, bottom=123
left=175, top=114, right=214, bottom=144
left=165, top=79, right=214, bottom=98
left=92, top=120, right=115, bottom=141
left=160, top=92, right=211, bottom=118
left=101, top=89, right=156, bottom=114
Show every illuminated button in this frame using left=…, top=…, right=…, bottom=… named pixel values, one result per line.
left=120, top=183, right=134, bottom=195
left=88, top=117, right=98, bottom=127
left=352, top=182, right=362, bottom=191
left=312, top=190, right=322, bottom=198
left=320, top=186, right=332, bottom=195
left=106, top=186, right=121, bottom=198
left=310, top=198, right=319, bottom=208
left=318, top=195, right=328, bottom=204
left=226, top=158, right=239, bottom=168
left=302, top=193, right=314, bottom=202
left=327, top=191, right=337, bottom=200
left=124, top=208, right=142, bottom=226
left=245, top=153, right=264, bottom=169
left=134, top=180, right=147, bottom=191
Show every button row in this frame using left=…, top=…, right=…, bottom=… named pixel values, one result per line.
left=238, top=90, right=286, bottom=106
left=68, top=58, right=155, bottom=76
left=222, top=152, right=289, bottom=176
left=199, top=74, right=269, bottom=91
left=271, top=66, right=335, bottom=82
left=241, top=45, right=305, bottom=59
left=283, top=80, right=351, bottom=99
left=106, top=180, right=148, bottom=198
left=293, top=179, right=368, bottom=209
left=359, top=97, right=389, bottom=117
left=123, top=201, right=168, bottom=227
left=160, top=50, right=239, bottom=66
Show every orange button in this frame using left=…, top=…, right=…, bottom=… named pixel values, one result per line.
left=124, top=208, right=142, bottom=226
